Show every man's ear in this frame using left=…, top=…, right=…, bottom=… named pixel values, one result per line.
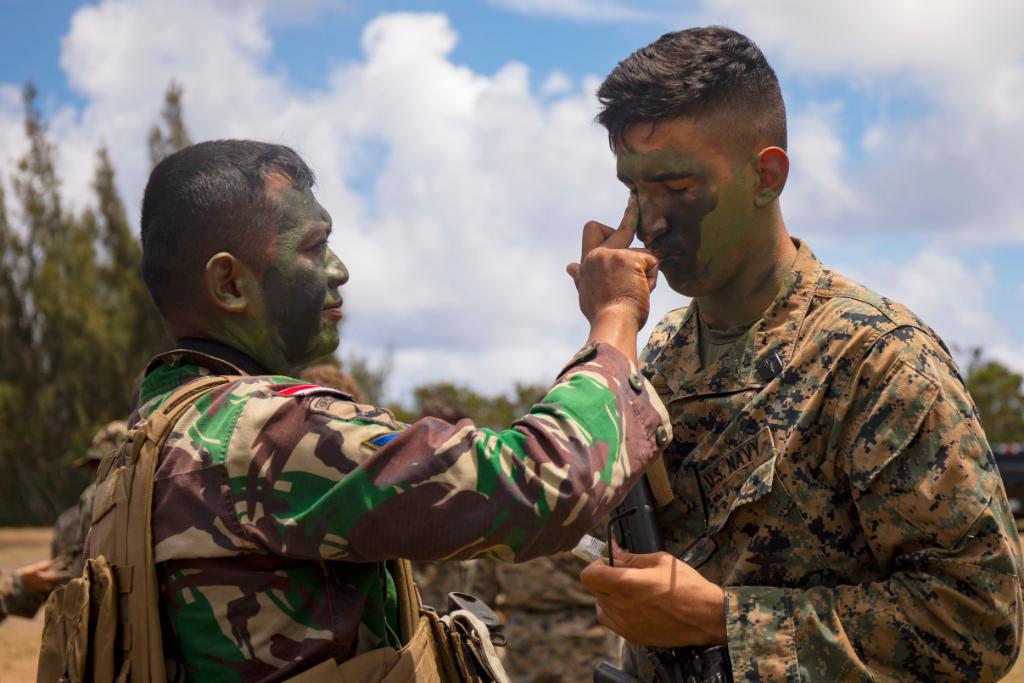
left=203, top=252, right=255, bottom=314
left=753, top=146, right=789, bottom=208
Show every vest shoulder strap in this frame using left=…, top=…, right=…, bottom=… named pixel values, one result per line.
left=90, top=374, right=241, bottom=682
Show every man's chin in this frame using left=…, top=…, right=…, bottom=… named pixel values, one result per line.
left=303, top=332, right=340, bottom=365
left=662, top=272, right=701, bottom=297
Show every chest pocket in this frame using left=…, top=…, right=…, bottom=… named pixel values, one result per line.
left=698, top=427, right=780, bottom=536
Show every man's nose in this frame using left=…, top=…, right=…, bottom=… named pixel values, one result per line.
left=326, top=249, right=349, bottom=287
left=636, top=200, right=668, bottom=245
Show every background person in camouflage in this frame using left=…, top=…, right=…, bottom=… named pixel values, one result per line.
left=106, top=139, right=671, bottom=681
left=0, top=559, right=66, bottom=623
left=51, top=420, right=128, bottom=577
left=578, top=26, right=1024, bottom=681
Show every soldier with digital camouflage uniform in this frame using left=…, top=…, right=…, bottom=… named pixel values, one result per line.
left=89, top=139, right=670, bottom=681
left=50, top=420, right=127, bottom=577
left=578, top=26, right=1024, bottom=682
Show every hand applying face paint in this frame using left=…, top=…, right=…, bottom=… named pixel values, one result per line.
left=566, top=196, right=659, bottom=364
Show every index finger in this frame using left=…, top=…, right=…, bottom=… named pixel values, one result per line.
left=602, top=194, right=638, bottom=250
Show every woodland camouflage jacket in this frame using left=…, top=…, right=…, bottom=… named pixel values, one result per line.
left=122, top=341, right=670, bottom=682
left=638, top=240, right=1024, bottom=682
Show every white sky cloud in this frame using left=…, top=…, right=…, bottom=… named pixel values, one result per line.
left=1, top=2, right=628, bottom=398
left=487, top=0, right=661, bottom=22
left=1, top=0, right=1021, bottom=398
left=840, top=249, right=1021, bottom=373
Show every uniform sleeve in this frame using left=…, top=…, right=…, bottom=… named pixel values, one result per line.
left=0, top=569, right=47, bottom=622
left=723, top=327, right=1024, bottom=681
left=223, top=342, right=671, bottom=563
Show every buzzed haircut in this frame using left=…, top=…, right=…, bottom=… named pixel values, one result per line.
left=140, top=139, right=315, bottom=317
left=596, top=26, right=786, bottom=151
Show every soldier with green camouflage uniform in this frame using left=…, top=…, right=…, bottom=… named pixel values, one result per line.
left=579, top=26, right=1023, bottom=681
left=98, top=139, right=670, bottom=681
left=51, top=421, right=127, bottom=577
left=410, top=397, right=619, bottom=682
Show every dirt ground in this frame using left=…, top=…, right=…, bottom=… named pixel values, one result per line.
left=0, top=527, right=52, bottom=683
left=5, top=526, right=1024, bottom=682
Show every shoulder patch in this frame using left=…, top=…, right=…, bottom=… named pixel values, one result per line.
left=365, top=432, right=400, bottom=450
left=275, top=384, right=351, bottom=399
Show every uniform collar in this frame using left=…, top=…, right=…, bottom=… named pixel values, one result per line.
left=144, top=338, right=270, bottom=378
left=648, top=238, right=822, bottom=400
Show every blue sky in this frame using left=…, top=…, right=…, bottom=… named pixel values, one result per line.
left=1, top=0, right=1021, bottom=398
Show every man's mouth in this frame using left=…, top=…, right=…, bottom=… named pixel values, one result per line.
left=321, top=298, right=343, bottom=321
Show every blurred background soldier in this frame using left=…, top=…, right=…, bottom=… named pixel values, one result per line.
left=0, top=560, right=65, bottom=623
left=51, top=421, right=127, bottom=576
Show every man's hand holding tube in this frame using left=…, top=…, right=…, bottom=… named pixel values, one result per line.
left=567, top=196, right=659, bottom=364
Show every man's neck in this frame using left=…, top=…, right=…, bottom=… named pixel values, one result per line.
left=697, top=225, right=797, bottom=330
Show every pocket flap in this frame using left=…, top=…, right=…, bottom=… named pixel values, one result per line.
left=700, top=427, right=779, bottom=536
left=91, top=467, right=123, bottom=525
left=847, top=359, right=939, bottom=491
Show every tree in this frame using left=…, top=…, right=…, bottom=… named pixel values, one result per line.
left=966, top=350, right=1024, bottom=443
left=0, top=83, right=172, bottom=524
left=147, top=80, right=192, bottom=168
left=1, top=83, right=100, bottom=522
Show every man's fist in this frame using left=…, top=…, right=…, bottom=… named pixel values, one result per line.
left=567, top=196, right=658, bottom=330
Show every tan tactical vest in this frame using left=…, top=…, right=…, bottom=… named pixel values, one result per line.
left=38, top=375, right=508, bottom=682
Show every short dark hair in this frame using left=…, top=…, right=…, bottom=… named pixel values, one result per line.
left=140, top=139, right=315, bottom=318
left=596, top=26, right=786, bottom=151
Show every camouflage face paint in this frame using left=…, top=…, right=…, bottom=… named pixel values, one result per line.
left=616, top=121, right=759, bottom=299
left=250, top=186, right=348, bottom=371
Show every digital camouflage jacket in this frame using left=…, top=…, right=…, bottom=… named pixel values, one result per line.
left=639, top=240, right=1023, bottom=682
left=124, top=341, right=669, bottom=682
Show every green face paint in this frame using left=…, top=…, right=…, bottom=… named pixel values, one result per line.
left=249, top=186, right=348, bottom=371
left=615, top=121, right=758, bottom=298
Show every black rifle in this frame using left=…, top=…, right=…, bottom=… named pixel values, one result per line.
left=593, top=478, right=732, bottom=683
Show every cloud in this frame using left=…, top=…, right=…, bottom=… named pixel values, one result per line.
left=838, top=249, right=1014, bottom=371
left=702, top=0, right=1024, bottom=83
left=540, top=70, right=573, bottom=97
left=487, top=0, right=661, bottom=22
left=3, top=2, right=632, bottom=398
left=2, top=0, right=1021, bottom=399
left=680, top=1, right=1024, bottom=246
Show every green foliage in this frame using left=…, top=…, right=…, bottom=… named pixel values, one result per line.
left=966, top=349, right=1024, bottom=443
left=0, top=83, right=171, bottom=525
left=342, top=349, right=392, bottom=407
left=148, top=80, right=193, bottom=168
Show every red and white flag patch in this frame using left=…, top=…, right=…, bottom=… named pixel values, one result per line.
left=275, top=384, right=348, bottom=398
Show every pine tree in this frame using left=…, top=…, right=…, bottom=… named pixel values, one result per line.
left=0, top=84, right=172, bottom=524
left=147, top=80, right=193, bottom=168
left=2, top=83, right=95, bottom=522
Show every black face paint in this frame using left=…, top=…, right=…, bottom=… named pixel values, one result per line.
left=261, top=262, right=326, bottom=365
